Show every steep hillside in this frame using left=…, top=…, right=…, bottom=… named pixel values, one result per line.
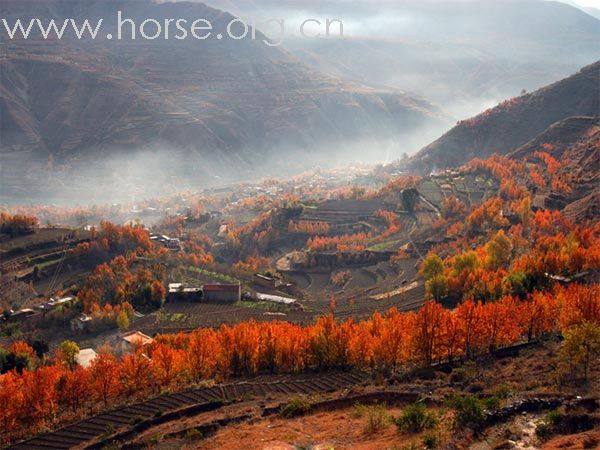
left=508, top=116, right=599, bottom=219
left=407, top=61, right=600, bottom=174
left=0, top=0, right=448, bottom=203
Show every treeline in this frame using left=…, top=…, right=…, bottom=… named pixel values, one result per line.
left=307, top=232, right=371, bottom=252
left=288, top=220, right=330, bottom=235
left=1, top=283, right=598, bottom=442
left=0, top=212, right=38, bottom=237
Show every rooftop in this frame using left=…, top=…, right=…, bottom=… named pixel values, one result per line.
left=121, top=330, right=154, bottom=346
left=168, top=283, right=201, bottom=293
left=203, top=283, right=240, bottom=293
left=75, top=348, right=98, bottom=368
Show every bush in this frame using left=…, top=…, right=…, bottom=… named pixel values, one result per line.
left=401, top=443, right=419, bottom=450
left=185, top=428, right=203, bottom=441
left=353, top=402, right=368, bottom=418
left=535, top=410, right=564, bottom=439
left=446, top=394, right=485, bottom=430
left=483, top=396, right=501, bottom=411
left=104, top=422, right=116, bottom=435
left=362, top=404, right=389, bottom=434
left=280, top=397, right=311, bottom=418
left=394, top=403, right=437, bottom=433
left=423, top=431, right=439, bottom=449
left=493, top=385, right=512, bottom=399
left=129, top=415, right=145, bottom=426
left=449, top=361, right=477, bottom=383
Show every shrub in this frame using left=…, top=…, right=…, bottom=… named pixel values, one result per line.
left=353, top=402, right=368, bottom=418
left=363, top=404, right=389, bottom=434
left=280, top=397, right=311, bottom=418
left=493, top=385, right=512, bottom=399
left=185, top=428, right=203, bottom=441
left=395, top=403, right=437, bottom=433
left=449, top=368, right=467, bottom=383
left=450, top=361, right=477, bottom=383
left=467, top=382, right=485, bottom=393
left=535, top=410, right=564, bottom=439
left=104, top=422, right=116, bottom=435
left=446, top=395, right=485, bottom=430
left=423, top=431, right=439, bottom=449
left=129, top=415, right=145, bottom=426
left=483, top=396, right=501, bottom=411
left=100, top=445, right=120, bottom=450
left=401, top=443, right=419, bottom=450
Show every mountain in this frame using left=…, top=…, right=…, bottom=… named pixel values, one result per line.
left=0, top=0, right=449, bottom=203
left=406, top=61, right=600, bottom=174
left=205, top=0, right=600, bottom=118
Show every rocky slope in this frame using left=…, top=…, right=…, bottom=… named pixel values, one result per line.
left=511, top=116, right=599, bottom=220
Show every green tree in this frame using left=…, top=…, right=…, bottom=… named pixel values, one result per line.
left=29, top=338, right=49, bottom=359
left=421, top=254, right=444, bottom=280
left=402, top=188, right=419, bottom=213
left=116, top=310, right=130, bottom=331
left=426, top=275, right=449, bottom=301
left=59, top=340, right=80, bottom=370
left=485, top=230, right=513, bottom=270
left=559, top=321, right=600, bottom=381
left=503, top=271, right=529, bottom=296
left=452, top=251, right=478, bottom=276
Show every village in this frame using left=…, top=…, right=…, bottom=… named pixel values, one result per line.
left=1, top=155, right=599, bottom=450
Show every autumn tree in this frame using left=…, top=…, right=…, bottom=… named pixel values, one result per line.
left=412, top=301, right=445, bottom=366
left=0, top=371, right=23, bottom=434
left=120, top=349, right=151, bottom=395
left=56, top=366, right=90, bottom=412
left=559, top=321, right=600, bottom=381
left=89, top=348, right=120, bottom=407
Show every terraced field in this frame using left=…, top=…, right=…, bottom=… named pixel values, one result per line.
left=9, top=371, right=369, bottom=450
left=134, top=302, right=316, bottom=334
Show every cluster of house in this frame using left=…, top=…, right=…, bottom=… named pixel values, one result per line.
left=167, top=282, right=241, bottom=303
left=149, top=233, right=182, bottom=251
left=2, top=296, right=75, bottom=323
left=75, top=330, right=154, bottom=368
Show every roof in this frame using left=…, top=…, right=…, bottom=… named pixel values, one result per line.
left=75, top=348, right=98, bottom=368
left=203, top=283, right=240, bottom=293
left=168, top=283, right=201, bottom=293
left=254, top=273, right=273, bottom=281
left=49, top=296, right=74, bottom=305
left=256, top=292, right=297, bottom=305
left=12, top=308, right=35, bottom=316
left=121, top=330, right=154, bottom=346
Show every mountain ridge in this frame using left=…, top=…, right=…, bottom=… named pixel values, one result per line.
left=406, top=61, right=600, bottom=174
